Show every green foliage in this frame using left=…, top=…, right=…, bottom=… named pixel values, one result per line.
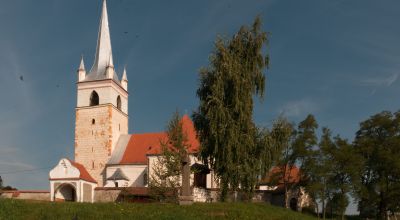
left=326, top=193, right=349, bottom=220
left=267, top=117, right=296, bottom=208
left=271, top=114, right=361, bottom=219
left=293, top=115, right=319, bottom=169
left=329, top=136, right=361, bottom=220
left=193, top=16, right=270, bottom=200
left=149, top=111, right=189, bottom=202
left=302, top=127, right=334, bottom=218
left=0, top=199, right=317, bottom=220
left=268, top=115, right=319, bottom=209
left=354, top=110, right=400, bottom=219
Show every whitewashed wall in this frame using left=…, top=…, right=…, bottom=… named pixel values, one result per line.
left=77, top=80, right=128, bottom=114
left=105, top=165, right=147, bottom=187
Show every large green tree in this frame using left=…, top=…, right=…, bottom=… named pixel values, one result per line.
left=193, top=16, right=270, bottom=200
left=354, top=111, right=400, bottom=219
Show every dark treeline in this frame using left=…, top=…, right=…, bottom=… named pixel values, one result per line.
left=264, top=111, right=400, bottom=220
left=0, top=176, right=17, bottom=192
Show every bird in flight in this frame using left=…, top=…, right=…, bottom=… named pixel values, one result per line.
left=19, top=76, right=24, bottom=81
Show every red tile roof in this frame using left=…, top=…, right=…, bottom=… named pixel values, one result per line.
left=260, top=165, right=301, bottom=185
left=119, top=115, right=200, bottom=164
left=68, top=159, right=97, bottom=183
left=119, top=132, right=167, bottom=164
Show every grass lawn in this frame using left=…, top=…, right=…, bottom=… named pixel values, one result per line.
left=0, top=199, right=317, bottom=220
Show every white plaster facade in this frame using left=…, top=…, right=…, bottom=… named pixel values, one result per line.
left=105, top=165, right=148, bottom=187
left=49, top=159, right=97, bottom=202
left=77, top=80, right=128, bottom=115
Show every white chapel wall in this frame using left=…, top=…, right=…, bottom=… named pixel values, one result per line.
left=105, top=165, right=147, bottom=187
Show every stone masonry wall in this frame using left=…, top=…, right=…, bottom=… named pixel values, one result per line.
left=75, top=105, right=113, bottom=186
left=94, top=188, right=121, bottom=202
left=75, top=104, right=128, bottom=186
left=110, top=107, right=128, bottom=153
left=0, top=191, right=50, bottom=201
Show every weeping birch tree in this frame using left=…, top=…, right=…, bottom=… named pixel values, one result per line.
left=193, top=16, right=270, bottom=200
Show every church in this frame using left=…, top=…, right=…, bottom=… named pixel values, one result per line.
left=46, top=1, right=310, bottom=210
left=48, top=0, right=215, bottom=203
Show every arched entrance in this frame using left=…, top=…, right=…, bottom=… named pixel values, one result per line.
left=54, top=184, right=77, bottom=202
left=290, top=198, right=298, bottom=211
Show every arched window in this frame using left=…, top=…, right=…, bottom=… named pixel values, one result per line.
left=116, top=95, right=121, bottom=110
left=90, top=91, right=99, bottom=106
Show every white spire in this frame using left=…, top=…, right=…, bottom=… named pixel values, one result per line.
left=88, top=0, right=114, bottom=79
left=78, top=56, right=86, bottom=82
left=79, top=55, right=85, bottom=70
left=107, top=54, right=114, bottom=67
left=121, top=66, right=128, bottom=91
left=122, top=67, right=127, bottom=81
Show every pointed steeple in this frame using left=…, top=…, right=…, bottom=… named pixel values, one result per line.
left=106, top=55, right=115, bottom=79
left=107, top=54, right=114, bottom=68
left=121, top=66, right=128, bottom=91
left=88, top=0, right=114, bottom=80
left=79, top=55, right=85, bottom=71
left=122, top=67, right=127, bottom=81
left=77, top=56, right=86, bottom=82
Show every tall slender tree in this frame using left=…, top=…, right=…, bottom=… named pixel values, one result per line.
left=302, top=127, right=335, bottom=219
left=270, top=117, right=296, bottom=209
left=193, top=16, right=270, bottom=200
left=291, top=115, right=318, bottom=209
left=330, top=136, right=360, bottom=220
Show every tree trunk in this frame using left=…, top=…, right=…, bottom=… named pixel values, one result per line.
left=284, top=184, right=289, bottom=209
left=322, top=199, right=326, bottom=220
left=220, top=179, right=228, bottom=202
left=378, top=192, right=387, bottom=220
left=315, top=199, right=320, bottom=220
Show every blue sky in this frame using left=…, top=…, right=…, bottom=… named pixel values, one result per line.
left=0, top=0, right=399, bottom=213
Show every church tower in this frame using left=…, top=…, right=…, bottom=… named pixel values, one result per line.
left=74, top=0, right=128, bottom=186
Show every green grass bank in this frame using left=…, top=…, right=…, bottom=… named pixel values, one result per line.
left=0, top=199, right=316, bottom=220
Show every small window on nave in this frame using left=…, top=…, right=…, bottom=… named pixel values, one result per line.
left=90, top=91, right=99, bottom=106
left=116, top=95, right=121, bottom=110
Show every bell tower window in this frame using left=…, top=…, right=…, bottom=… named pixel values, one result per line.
left=90, top=91, right=99, bottom=106
left=116, top=95, right=121, bottom=110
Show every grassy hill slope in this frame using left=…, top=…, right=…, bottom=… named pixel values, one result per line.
left=0, top=199, right=316, bottom=220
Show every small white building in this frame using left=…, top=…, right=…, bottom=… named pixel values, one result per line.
left=49, top=159, right=97, bottom=202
